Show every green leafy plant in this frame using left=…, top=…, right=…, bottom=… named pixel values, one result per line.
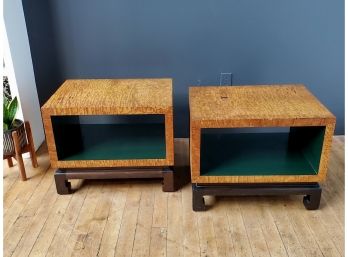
left=3, top=96, right=18, bottom=131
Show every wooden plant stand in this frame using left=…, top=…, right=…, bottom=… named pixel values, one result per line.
left=41, top=79, right=176, bottom=194
left=3, top=121, right=38, bottom=181
left=189, top=84, right=336, bottom=211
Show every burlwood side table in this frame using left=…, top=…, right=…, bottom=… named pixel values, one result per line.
left=189, top=85, right=336, bottom=211
left=41, top=79, right=175, bottom=194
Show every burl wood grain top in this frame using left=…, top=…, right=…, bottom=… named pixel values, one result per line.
left=42, top=79, right=172, bottom=115
left=189, top=85, right=335, bottom=125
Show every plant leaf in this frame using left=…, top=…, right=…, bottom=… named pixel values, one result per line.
left=7, top=97, right=18, bottom=127
left=3, top=103, right=10, bottom=125
left=3, top=122, right=8, bottom=131
left=3, top=95, right=9, bottom=107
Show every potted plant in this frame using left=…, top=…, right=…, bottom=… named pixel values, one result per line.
left=3, top=94, right=27, bottom=156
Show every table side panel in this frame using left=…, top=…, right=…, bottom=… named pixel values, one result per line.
left=165, top=110, right=174, bottom=165
left=191, top=175, right=322, bottom=183
left=55, top=159, right=171, bottom=168
left=317, top=123, right=335, bottom=180
left=41, top=110, right=59, bottom=167
left=196, top=117, right=336, bottom=128
left=189, top=85, right=336, bottom=122
left=42, top=79, right=173, bottom=112
left=40, top=107, right=172, bottom=116
left=190, top=122, right=201, bottom=181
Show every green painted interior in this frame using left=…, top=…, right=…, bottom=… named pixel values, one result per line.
left=289, top=127, right=325, bottom=172
left=52, top=116, right=166, bottom=160
left=200, top=128, right=325, bottom=176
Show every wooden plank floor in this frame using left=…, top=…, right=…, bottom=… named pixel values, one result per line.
left=3, top=137, right=344, bottom=257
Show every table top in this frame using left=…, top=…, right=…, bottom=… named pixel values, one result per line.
left=189, top=85, right=335, bottom=126
left=42, top=79, right=172, bottom=115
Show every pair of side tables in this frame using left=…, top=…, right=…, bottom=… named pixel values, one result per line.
left=41, top=79, right=335, bottom=211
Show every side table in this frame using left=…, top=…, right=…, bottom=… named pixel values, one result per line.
left=189, top=85, right=336, bottom=211
left=42, top=79, right=176, bottom=194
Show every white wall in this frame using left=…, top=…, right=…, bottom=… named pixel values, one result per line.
left=3, top=0, right=45, bottom=150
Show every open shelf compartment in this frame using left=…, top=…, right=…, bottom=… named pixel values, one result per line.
left=51, top=115, right=166, bottom=161
left=200, top=126, right=325, bottom=176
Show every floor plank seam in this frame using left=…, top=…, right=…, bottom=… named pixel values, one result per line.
left=287, top=209, right=324, bottom=257
left=4, top=176, right=55, bottom=238
left=266, top=202, right=290, bottom=257
left=4, top=166, right=46, bottom=215
left=5, top=176, right=55, bottom=257
left=165, top=192, right=169, bottom=257
left=305, top=210, right=342, bottom=257
left=224, top=204, right=238, bottom=257
left=78, top=183, right=106, bottom=256
left=238, top=202, right=256, bottom=257
left=258, top=211, right=276, bottom=257
left=87, top=184, right=113, bottom=257
left=11, top=182, right=59, bottom=257
left=59, top=184, right=92, bottom=257
left=112, top=186, right=130, bottom=257
left=129, top=190, right=142, bottom=257
left=28, top=192, right=73, bottom=257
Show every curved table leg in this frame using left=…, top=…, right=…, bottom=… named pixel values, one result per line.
left=192, top=184, right=206, bottom=211
left=303, top=187, right=322, bottom=210
left=54, top=169, right=72, bottom=195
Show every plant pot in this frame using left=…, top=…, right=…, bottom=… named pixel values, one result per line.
left=3, top=119, right=27, bottom=156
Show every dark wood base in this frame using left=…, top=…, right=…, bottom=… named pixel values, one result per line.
left=54, top=166, right=178, bottom=194
left=192, top=183, right=322, bottom=211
